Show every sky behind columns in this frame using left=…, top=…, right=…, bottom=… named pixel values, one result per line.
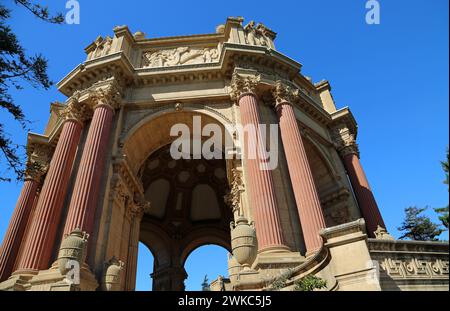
left=0, top=0, right=448, bottom=290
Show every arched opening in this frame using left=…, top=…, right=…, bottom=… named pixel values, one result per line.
left=130, top=111, right=234, bottom=291
left=184, top=244, right=229, bottom=291
left=135, top=242, right=155, bottom=291
left=303, top=138, right=355, bottom=226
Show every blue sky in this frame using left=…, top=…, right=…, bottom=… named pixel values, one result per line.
left=0, top=0, right=448, bottom=291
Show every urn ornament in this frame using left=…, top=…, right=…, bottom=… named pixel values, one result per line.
left=57, top=228, right=89, bottom=275
left=102, top=257, right=124, bottom=291
left=230, top=216, right=257, bottom=268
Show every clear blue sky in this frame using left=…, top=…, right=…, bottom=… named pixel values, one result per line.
left=0, top=0, right=448, bottom=291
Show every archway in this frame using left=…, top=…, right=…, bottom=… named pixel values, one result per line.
left=129, top=111, right=234, bottom=291
left=184, top=244, right=229, bottom=291
left=135, top=242, right=155, bottom=291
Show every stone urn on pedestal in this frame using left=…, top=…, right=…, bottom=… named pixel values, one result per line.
left=57, top=228, right=89, bottom=276
left=102, top=257, right=124, bottom=291
left=230, top=216, right=257, bottom=270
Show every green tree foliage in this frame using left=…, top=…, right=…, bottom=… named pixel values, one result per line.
left=398, top=206, right=444, bottom=241
left=0, top=1, right=63, bottom=182
left=434, top=148, right=449, bottom=229
left=201, top=275, right=210, bottom=291
left=268, top=269, right=294, bottom=291
left=294, top=275, right=327, bottom=291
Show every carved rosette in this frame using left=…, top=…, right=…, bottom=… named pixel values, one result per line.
left=272, top=80, right=298, bottom=109
left=89, top=82, right=122, bottom=111
left=230, top=73, right=260, bottom=102
left=61, top=92, right=92, bottom=124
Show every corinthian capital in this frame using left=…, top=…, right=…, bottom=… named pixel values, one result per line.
left=230, top=72, right=260, bottom=102
left=24, top=143, right=53, bottom=181
left=89, top=82, right=122, bottom=111
left=62, top=92, right=92, bottom=124
left=272, top=80, right=297, bottom=108
left=129, top=194, right=150, bottom=220
left=331, top=123, right=360, bottom=158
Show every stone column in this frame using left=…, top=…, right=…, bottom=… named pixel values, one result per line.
left=272, top=81, right=326, bottom=254
left=230, top=73, right=288, bottom=252
left=15, top=95, right=88, bottom=272
left=63, top=84, right=121, bottom=238
left=340, top=143, right=386, bottom=237
left=124, top=197, right=147, bottom=291
left=0, top=154, right=48, bottom=281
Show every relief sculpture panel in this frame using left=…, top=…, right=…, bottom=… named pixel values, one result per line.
left=142, top=45, right=221, bottom=68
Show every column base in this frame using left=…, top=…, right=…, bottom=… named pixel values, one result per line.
left=252, top=250, right=305, bottom=272
left=0, top=263, right=99, bottom=291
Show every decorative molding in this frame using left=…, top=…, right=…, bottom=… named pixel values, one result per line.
left=224, top=168, right=245, bottom=215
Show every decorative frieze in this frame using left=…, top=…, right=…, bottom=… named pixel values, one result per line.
left=380, top=258, right=449, bottom=279
left=142, top=45, right=221, bottom=68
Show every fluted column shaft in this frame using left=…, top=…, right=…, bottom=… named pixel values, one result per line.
left=63, top=104, right=114, bottom=237
left=276, top=102, right=326, bottom=253
left=125, top=213, right=142, bottom=291
left=16, top=120, right=83, bottom=271
left=239, top=93, right=287, bottom=252
left=343, top=152, right=385, bottom=237
left=0, top=179, right=39, bottom=280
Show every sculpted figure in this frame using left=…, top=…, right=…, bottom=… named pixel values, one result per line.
left=102, top=37, right=112, bottom=56
left=244, top=21, right=258, bottom=45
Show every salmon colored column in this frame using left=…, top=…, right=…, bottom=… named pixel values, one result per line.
left=273, top=82, right=326, bottom=254
left=0, top=170, right=41, bottom=281
left=231, top=74, right=288, bottom=252
left=341, top=147, right=386, bottom=237
left=15, top=101, right=85, bottom=272
left=63, top=85, right=120, bottom=237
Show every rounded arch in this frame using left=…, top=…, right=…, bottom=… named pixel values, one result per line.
left=122, top=106, right=233, bottom=174
left=179, top=227, right=231, bottom=266
left=302, top=134, right=340, bottom=182
left=183, top=243, right=230, bottom=291
left=139, top=221, right=172, bottom=268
